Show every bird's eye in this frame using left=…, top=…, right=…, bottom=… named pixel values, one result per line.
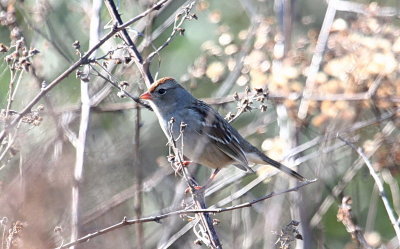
left=157, top=88, right=166, bottom=95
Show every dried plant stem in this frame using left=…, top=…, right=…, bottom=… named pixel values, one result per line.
left=297, top=0, right=337, bottom=119
left=339, top=136, right=400, bottom=242
left=0, top=0, right=168, bottom=143
left=337, top=196, right=373, bottom=249
left=166, top=121, right=222, bottom=249
left=145, top=1, right=196, bottom=64
left=70, top=0, right=102, bottom=247
left=133, top=104, right=144, bottom=249
left=104, top=0, right=154, bottom=87
left=56, top=180, right=314, bottom=249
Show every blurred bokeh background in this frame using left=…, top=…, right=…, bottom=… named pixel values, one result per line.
left=0, top=0, right=399, bottom=248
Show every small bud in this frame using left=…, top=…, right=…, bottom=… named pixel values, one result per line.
left=180, top=122, right=187, bottom=133
left=16, top=38, right=23, bottom=51
left=37, top=105, right=45, bottom=111
left=225, top=112, right=234, bottom=120
left=4, top=55, right=12, bottom=64
left=124, top=56, right=132, bottom=64
left=194, top=239, right=202, bottom=245
left=119, top=81, right=129, bottom=88
left=259, top=104, right=267, bottom=112
left=72, top=40, right=80, bottom=50
left=54, top=226, right=62, bottom=233
left=117, top=91, right=126, bottom=98
left=41, top=81, right=47, bottom=89
left=167, top=154, right=175, bottom=163
left=256, top=96, right=265, bottom=102
left=22, top=48, right=28, bottom=57
left=0, top=43, right=8, bottom=52
left=212, top=219, right=220, bottom=225
left=254, top=87, right=264, bottom=95
left=176, top=27, right=185, bottom=35
left=233, top=92, right=239, bottom=101
left=29, top=48, right=40, bottom=56
left=23, top=60, right=31, bottom=71
left=115, top=58, right=122, bottom=64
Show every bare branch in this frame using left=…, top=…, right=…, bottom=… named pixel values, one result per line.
left=339, top=136, right=400, bottom=242
left=337, top=196, right=373, bottom=249
left=56, top=180, right=315, bottom=249
left=0, top=0, right=168, bottom=143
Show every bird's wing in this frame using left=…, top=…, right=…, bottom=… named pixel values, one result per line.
left=189, top=101, right=254, bottom=173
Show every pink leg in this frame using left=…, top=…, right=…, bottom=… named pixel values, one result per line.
left=185, top=168, right=221, bottom=193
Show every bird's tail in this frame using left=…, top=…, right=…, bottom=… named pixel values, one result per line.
left=249, top=151, right=307, bottom=181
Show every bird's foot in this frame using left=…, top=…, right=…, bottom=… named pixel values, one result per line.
left=180, top=160, right=192, bottom=167
left=174, top=160, right=192, bottom=171
left=185, top=185, right=205, bottom=194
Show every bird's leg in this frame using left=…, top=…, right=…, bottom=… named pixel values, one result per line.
left=202, top=168, right=221, bottom=189
left=173, top=160, right=193, bottom=176
left=185, top=168, right=221, bottom=193
left=180, top=160, right=192, bottom=167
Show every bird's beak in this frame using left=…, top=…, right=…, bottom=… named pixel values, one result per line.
left=139, top=91, right=152, bottom=100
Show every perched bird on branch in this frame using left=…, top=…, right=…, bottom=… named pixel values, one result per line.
left=140, top=77, right=306, bottom=188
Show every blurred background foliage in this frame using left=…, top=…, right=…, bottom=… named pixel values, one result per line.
left=0, top=0, right=399, bottom=248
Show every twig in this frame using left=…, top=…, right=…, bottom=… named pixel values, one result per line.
left=297, top=0, right=337, bottom=119
left=70, top=1, right=102, bottom=247
left=0, top=0, right=168, bottom=143
left=337, top=196, right=373, bottom=249
left=339, top=136, right=400, bottom=242
left=310, top=121, right=397, bottom=227
left=145, top=1, right=196, bottom=64
left=133, top=103, right=144, bottom=249
left=166, top=120, right=223, bottom=249
left=204, top=91, right=400, bottom=106
left=104, top=0, right=155, bottom=87
left=56, top=180, right=314, bottom=249
left=91, top=62, right=152, bottom=110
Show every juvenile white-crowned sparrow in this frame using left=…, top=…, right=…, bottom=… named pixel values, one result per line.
left=140, top=77, right=306, bottom=182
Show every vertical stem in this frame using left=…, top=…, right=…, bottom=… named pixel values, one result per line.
left=297, top=0, right=337, bottom=119
left=167, top=122, right=222, bottom=249
left=283, top=0, right=293, bottom=55
left=133, top=104, right=144, bottom=248
left=71, top=75, right=90, bottom=248
left=71, top=0, right=102, bottom=247
left=104, top=0, right=154, bottom=87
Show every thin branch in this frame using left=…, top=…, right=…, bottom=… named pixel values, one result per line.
left=133, top=103, right=144, bottom=249
left=166, top=120, right=223, bottom=249
left=144, top=1, right=196, bottom=64
left=297, top=0, right=337, bottom=119
left=0, top=0, right=168, bottom=143
left=309, top=121, right=395, bottom=227
left=70, top=0, right=102, bottom=247
left=91, top=62, right=152, bottom=110
left=104, top=0, right=155, bottom=86
left=56, top=180, right=315, bottom=249
left=339, top=136, right=400, bottom=242
left=337, top=196, right=373, bottom=249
